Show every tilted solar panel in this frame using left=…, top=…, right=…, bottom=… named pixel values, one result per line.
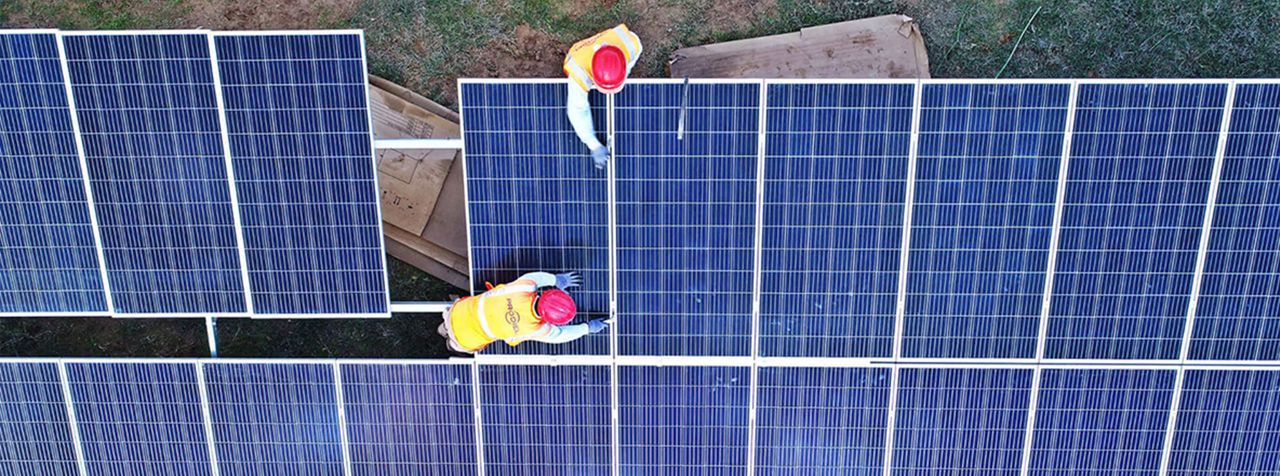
left=759, top=82, right=913, bottom=358
left=62, top=33, right=247, bottom=316
left=1169, top=369, right=1280, bottom=475
left=905, top=83, right=1070, bottom=359
left=1191, top=83, right=1280, bottom=361
left=618, top=365, right=750, bottom=475
left=214, top=32, right=388, bottom=317
left=0, top=362, right=79, bottom=475
left=479, top=364, right=611, bottom=475
left=755, top=366, right=890, bottom=475
left=615, top=82, right=760, bottom=357
left=65, top=362, right=212, bottom=475
left=0, top=32, right=108, bottom=315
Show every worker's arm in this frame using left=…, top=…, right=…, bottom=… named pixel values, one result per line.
left=566, top=83, right=602, bottom=151
left=516, top=272, right=557, bottom=288
left=529, top=323, right=591, bottom=344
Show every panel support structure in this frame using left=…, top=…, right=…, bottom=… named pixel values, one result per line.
left=1018, top=367, right=1043, bottom=476
left=373, top=138, right=464, bottom=150
left=1036, top=82, right=1080, bottom=361
left=56, top=362, right=89, bottom=476
left=606, top=90, right=622, bottom=476
left=207, top=32, right=255, bottom=315
left=745, top=80, right=768, bottom=476
left=471, top=361, right=487, bottom=476
left=891, top=82, right=925, bottom=360
left=881, top=366, right=901, bottom=476
left=332, top=363, right=354, bottom=476
left=194, top=363, right=222, bottom=476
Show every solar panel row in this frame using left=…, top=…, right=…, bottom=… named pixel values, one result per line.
left=0, top=360, right=1275, bottom=475
left=0, top=31, right=388, bottom=318
left=461, top=80, right=1280, bottom=361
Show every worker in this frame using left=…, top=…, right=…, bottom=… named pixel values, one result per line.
left=564, top=23, right=642, bottom=169
left=437, top=271, right=610, bottom=353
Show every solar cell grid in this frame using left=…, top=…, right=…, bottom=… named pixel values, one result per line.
left=755, top=366, right=890, bottom=475
left=892, top=367, right=1033, bottom=475
left=1046, top=83, right=1228, bottom=360
left=759, top=82, right=913, bottom=358
left=0, top=362, right=78, bottom=476
left=66, top=362, right=212, bottom=475
left=340, top=363, right=477, bottom=475
left=214, top=32, right=388, bottom=316
left=615, top=82, right=760, bottom=357
left=203, top=362, right=345, bottom=475
left=618, top=365, right=750, bottom=475
left=1028, top=368, right=1175, bottom=475
left=62, top=32, right=246, bottom=315
left=0, top=32, right=108, bottom=315
left=1169, top=369, right=1280, bottom=475
left=904, top=83, right=1070, bottom=359
left=1190, top=83, right=1280, bottom=361
left=479, top=364, right=611, bottom=475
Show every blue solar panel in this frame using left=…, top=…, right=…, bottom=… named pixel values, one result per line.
left=62, top=33, right=245, bottom=315
left=615, top=82, right=760, bottom=356
left=619, top=365, right=750, bottom=474
left=340, top=363, right=476, bottom=475
left=203, top=363, right=344, bottom=475
left=459, top=81, right=609, bottom=355
left=893, top=367, right=1033, bottom=475
left=759, top=83, right=912, bottom=358
left=0, top=362, right=78, bottom=475
left=65, top=362, right=211, bottom=475
left=1169, top=369, right=1280, bottom=475
left=1191, top=83, right=1280, bottom=361
left=214, top=33, right=387, bottom=316
left=480, top=365, right=610, bottom=475
left=755, top=366, right=890, bottom=475
left=1028, top=368, right=1175, bottom=475
left=1046, top=83, right=1227, bottom=360
left=0, top=32, right=107, bottom=315
left=905, top=84, right=1070, bottom=359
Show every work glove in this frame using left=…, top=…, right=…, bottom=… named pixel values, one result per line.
left=555, top=272, right=581, bottom=290
left=587, top=318, right=611, bottom=334
left=590, top=145, right=609, bottom=170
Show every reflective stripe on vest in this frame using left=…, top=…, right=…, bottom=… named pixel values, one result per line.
left=564, top=24, right=640, bottom=92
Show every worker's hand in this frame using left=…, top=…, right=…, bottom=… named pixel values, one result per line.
left=587, top=318, right=611, bottom=334
left=590, top=146, right=609, bottom=170
left=555, top=272, right=581, bottom=290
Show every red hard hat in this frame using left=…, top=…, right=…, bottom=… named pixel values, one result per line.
left=535, top=289, right=577, bottom=325
left=592, top=45, right=626, bottom=93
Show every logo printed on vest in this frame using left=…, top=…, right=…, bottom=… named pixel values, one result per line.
left=504, top=299, right=520, bottom=333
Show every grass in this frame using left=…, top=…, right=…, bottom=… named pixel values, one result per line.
left=3, top=0, right=1280, bottom=357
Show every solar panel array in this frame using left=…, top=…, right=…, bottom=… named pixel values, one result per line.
left=0, top=359, right=1273, bottom=475
left=0, top=30, right=388, bottom=318
left=459, top=79, right=1280, bottom=473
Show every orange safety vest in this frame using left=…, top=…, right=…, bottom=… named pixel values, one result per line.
left=563, top=23, right=641, bottom=93
left=448, top=277, right=553, bottom=351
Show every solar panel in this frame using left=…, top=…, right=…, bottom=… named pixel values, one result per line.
left=479, top=364, right=611, bottom=474
left=893, top=367, right=1033, bottom=475
left=0, top=362, right=79, bottom=476
left=1191, top=83, right=1280, bottom=361
left=755, top=366, right=890, bottom=475
left=1168, top=369, right=1280, bottom=474
left=458, top=81, right=609, bottom=355
left=213, top=32, right=388, bottom=317
left=203, top=362, right=345, bottom=475
left=618, top=365, right=750, bottom=474
left=65, top=362, right=212, bottom=475
left=759, top=82, right=913, bottom=358
left=62, top=33, right=245, bottom=316
left=615, top=82, right=760, bottom=356
left=339, top=363, right=476, bottom=474
left=905, top=83, right=1070, bottom=359
left=0, top=32, right=108, bottom=316
left=1046, top=83, right=1227, bottom=360
left=1028, top=368, right=1175, bottom=475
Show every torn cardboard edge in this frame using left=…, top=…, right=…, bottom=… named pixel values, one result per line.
left=669, top=14, right=931, bottom=79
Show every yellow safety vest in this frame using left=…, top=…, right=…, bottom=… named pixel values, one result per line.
left=448, top=277, right=552, bottom=351
left=564, top=23, right=641, bottom=92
